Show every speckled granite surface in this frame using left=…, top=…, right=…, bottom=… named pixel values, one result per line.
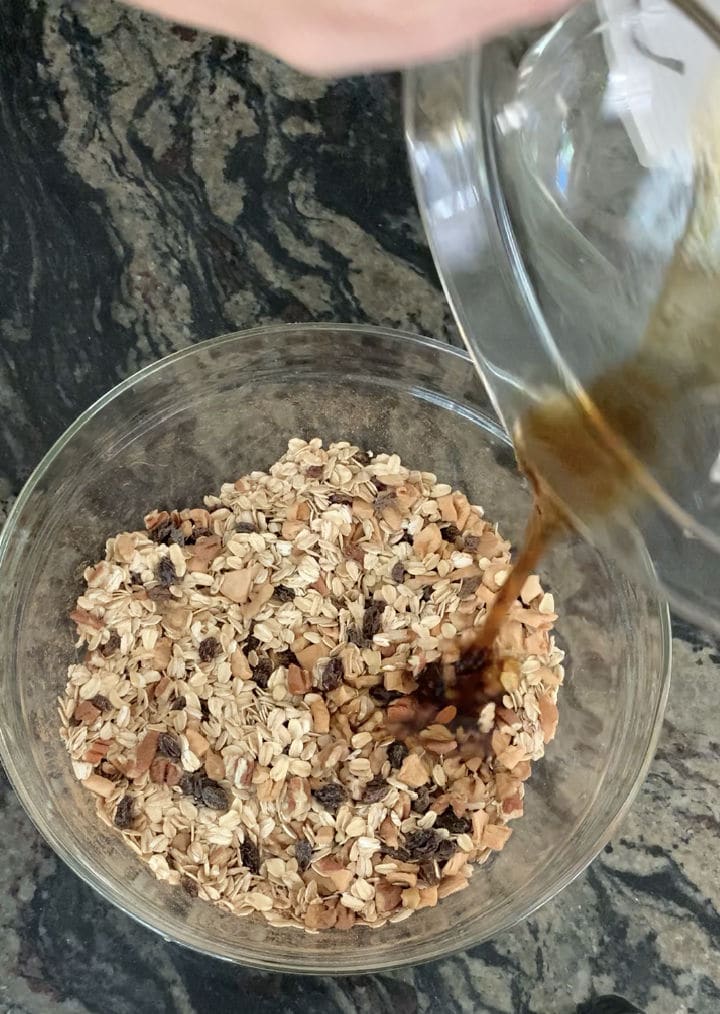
left=0, top=3, right=718, bottom=1012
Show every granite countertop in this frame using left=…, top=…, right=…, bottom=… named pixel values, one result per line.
left=0, top=2, right=718, bottom=1012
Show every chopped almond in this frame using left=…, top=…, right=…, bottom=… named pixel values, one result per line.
left=417, top=884, right=439, bottom=909
left=375, top=881, right=402, bottom=913
left=221, top=568, right=255, bottom=604
left=471, top=810, right=490, bottom=844
left=482, top=824, right=512, bottom=851
left=186, top=728, right=209, bottom=758
left=82, top=774, right=116, bottom=798
left=296, top=641, right=328, bottom=672
left=114, top=532, right=137, bottom=563
left=304, top=901, right=338, bottom=930
left=378, top=815, right=399, bottom=848
left=309, top=698, right=330, bottom=734
left=434, top=705, right=457, bottom=725
left=442, top=851, right=467, bottom=878
left=287, top=663, right=312, bottom=695
left=437, top=874, right=468, bottom=899
left=231, top=648, right=251, bottom=679
left=437, top=494, right=458, bottom=523
left=495, top=771, right=521, bottom=800
left=314, top=857, right=353, bottom=893
left=69, top=608, right=104, bottom=631
left=127, top=730, right=159, bottom=777
left=205, top=750, right=226, bottom=780
left=413, top=522, right=443, bottom=559
left=385, top=870, right=417, bottom=888
left=538, top=693, right=559, bottom=742
left=397, top=752, right=429, bottom=788
left=401, top=886, right=421, bottom=909
left=502, top=792, right=524, bottom=819
left=74, top=700, right=101, bottom=725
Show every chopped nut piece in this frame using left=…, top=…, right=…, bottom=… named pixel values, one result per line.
left=82, top=774, right=115, bottom=798
left=437, top=874, right=469, bottom=899
left=287, top=663, right=312, bottom=695
left=309, top=698, right=330, bottom=734
left=398, top=752, right=429, bottom=789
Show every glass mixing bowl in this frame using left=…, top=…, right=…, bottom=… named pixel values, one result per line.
left=405, top=0, right=720, bottom=632
left=0, top=325, right=670, bottom=972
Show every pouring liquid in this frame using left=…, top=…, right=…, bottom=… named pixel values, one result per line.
left=450, top=107, right=720, bottom=716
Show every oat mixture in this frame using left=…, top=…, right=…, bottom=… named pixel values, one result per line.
left=59, top=439, right=563, bottom=932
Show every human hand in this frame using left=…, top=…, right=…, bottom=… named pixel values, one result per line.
left=124, top=0, right=569, bottom=75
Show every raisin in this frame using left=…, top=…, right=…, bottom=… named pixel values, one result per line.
left=441, top=524, right=461, bottom=542
left=305, top=465, right=324, bottom=479
left=179, top=773, right=198, bottom=797
left=252, top=655, right=273, bottom=689
left=170, top=695, right=186, bottom=711
left=90, top=694, right=112, bottom=713
left=156, top=557, right=177, bottom=588
left=200, top=699, right=211, bottom=721
left=379, top=844, right=410, bottom=861
left=198, top=636, right=220, bottom=662
left=114, top=796, right=134, bottom=829
left=455, top=647, right=489, bottom=678
left=130, top=571, right=143, bottom=586
left=235, top=521, right=256, bottom=534
left=355, top=450, right=372, bottom=466
left=150, top=519, right=174, bottom=544
left=416, top=661, right=446, bottom=706
left=100, top=632, right=121, bottom=657
left=363, top=776, right=389, bottom=803
left=157, top=733, right=181, bottom=761
left=168, top=526, right=186, bottom=547
left=346, top=626, right=366, bottom=647
left=199, top=778, right=229, bottom=811
left=387, top=741, right=408, bottom=769
left=240, top=838, right=260, bottom=874
left=312, top=782, right=347, bottom=815
left=435, top=838, right=458, bottom=861
left=463, top=533, right=481, bottom=552
left=244, top=633, right=260, bottom=655
left=362, top=601, right=384, bottom=640
left=344, top=542, right=365, bottom=564
left=373, top=490, right=397, bottom=516
left=328, top=492, right=353, bottom=505
left=420, top=861, right=440, bottom=887
left=100, top=761, right=122, bottom=781
left=181, top=876, right=198, bottom=897
left=369, top=685, right=402, bottom=707
left=320, top=656, right=344, bottom=692
left=404, top=829, right=442, bottom=859
left=460, top=576, right=481, bottom=598
left=412, top=785, right=432, bottom=814
left=274, top=648, right=298, bottom=668
left=436, top=809, right=471, bottom=834
left=295, top=839, right=313, bottom=872
left=391, top=562, right=406, bottom=583
left=273, top=584, right=295, bottom=602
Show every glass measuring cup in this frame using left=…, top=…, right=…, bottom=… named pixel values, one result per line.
left=405, top=0, right=720, bottom=632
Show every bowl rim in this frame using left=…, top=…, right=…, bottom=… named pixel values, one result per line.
left=0, top=323, right=672, bottom=973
